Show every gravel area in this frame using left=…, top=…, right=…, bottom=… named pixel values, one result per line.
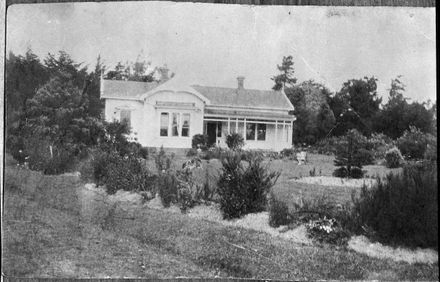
left=292, top=176, right=377, bottom=188
left=348, top=236, right=438, bottom=265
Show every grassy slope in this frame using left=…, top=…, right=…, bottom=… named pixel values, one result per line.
left=3, top=165, right=438, bottom=279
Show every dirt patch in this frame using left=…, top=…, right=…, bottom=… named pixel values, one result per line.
left=348, top=235, right=438, bottom=265
left=292, top=176, right=377, bottom=188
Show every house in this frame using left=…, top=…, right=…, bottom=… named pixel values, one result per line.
left=101, top=73, right=295, bottom=151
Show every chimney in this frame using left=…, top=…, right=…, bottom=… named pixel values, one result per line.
left=160, top=65, right=169, bottom=81
left=237, top=76, right=245, bottom=90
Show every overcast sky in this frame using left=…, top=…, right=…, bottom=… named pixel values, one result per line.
left=7, top=2, right=436, bottom=102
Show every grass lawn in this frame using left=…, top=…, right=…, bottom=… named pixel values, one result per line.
left=3, top=162, right=437, bottom=279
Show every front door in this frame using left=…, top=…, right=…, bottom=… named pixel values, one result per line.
left=207, top=122, right=217, bottom=147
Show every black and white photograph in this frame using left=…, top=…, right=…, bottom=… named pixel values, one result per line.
left=2, top=1, right=437, bottom=279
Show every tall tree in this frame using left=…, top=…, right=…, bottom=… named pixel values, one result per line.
left=5, top=49, right=49, bottom=131
left=271, top=55, right=297, bottom=91
left=286, top=80, right=335, bottom=144
left=24, top=73, right=105, bottom=155
left=375, top=76, right=435, bottom=138
left=330, top=77, right=382, bottom=136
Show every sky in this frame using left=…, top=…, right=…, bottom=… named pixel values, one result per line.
left=6, top=2, right=436, bottom=103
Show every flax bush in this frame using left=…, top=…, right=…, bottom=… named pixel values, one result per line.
left=217, top=152, right=280, bottom=219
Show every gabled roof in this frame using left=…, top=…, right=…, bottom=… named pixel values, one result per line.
left=101, top=79, right=160, bottom=100
left=101, top=78, right=294, bottom=111
left=191, top=85, right=294, bottom=111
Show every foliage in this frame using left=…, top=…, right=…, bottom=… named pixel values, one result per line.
left=225, top=133, right=245, bottom=150
left=286, top=81, right=335, bottom=145
left=105, top=52, right=170, bottom=83
left=154, top=146, right=173, bottom=172
left=105, top=155, right=153, bottom=195
left=191, top=134, right=208, bottom=150
left=329, top=77, right=381, bottom=136
left=351, top=162, right=438, bottom=249
left=279, top=148, right=295, bottom=159
left=271, top=55, right=297, bottom=91
left=268, top=192, right=291, bottom=227
left=385, top=147, right=403, bottom=168
left=333, top=129, right=366, bottom=178
left=217, top=152, right=280, bottom=219
left=23, top=136, right=75, bottom=175
left=375, top=77, right=436, bottom=139
left=424, top=135, right=437, bottom=161
left=157, top=172, right=179, bottom=208
left=396, top=126, right=433, bottom=160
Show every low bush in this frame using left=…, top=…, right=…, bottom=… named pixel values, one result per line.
left=105, top=155, right=153, bottom=195
left=333, top=129, right=365, bottom=179
left=280, top=148, right=295, bottom=159
left=154, top=146, right=173, bottom=172
left=268, top=193, right=291, bottom=227
left=217, top=152, right=280, bottom=219
left=397, top=126, right=433, bottom=160
left=157, top=172, right=179, bottom=207
left=423, top=135, right=437, bottom=161
left=191, top=134, right=208, bottom=150
left=226, top=133, right=245, bottom=150
left=385, top=147, right=403, bottom=168
left=202, top=146, right=226, bottom=160
left=351, top=162, right=438, bottom=249
left=23, top=137, right=76, bottom=175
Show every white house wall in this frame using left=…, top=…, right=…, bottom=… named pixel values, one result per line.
left=104, top=99, right=144, bottom=142
left=142, top=91, right=205, bottom=148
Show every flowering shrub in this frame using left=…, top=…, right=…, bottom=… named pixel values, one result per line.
left=306, top=216, right=350, bottom=246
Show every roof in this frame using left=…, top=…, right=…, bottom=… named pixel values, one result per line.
left=191, top=85, right=294, bottom=111
left=101, top=79, right=160, bottom=99
left=101, top=78, right=294, bottom=111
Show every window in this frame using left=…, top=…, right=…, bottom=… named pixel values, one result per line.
left=246, top=123, right=256, bottom=140
left=120, top=110, right=131, bottom=128
left=229, top=122, right=236, bottom=134
left=181, top=114, right=190, bottom=137
left=160, top=113, right=169, bottom=136
left=160, top=112, right=190, bottom=137
left=257, top=124, right=266, bottom=141
left=172, top=113, right=180, bottom=136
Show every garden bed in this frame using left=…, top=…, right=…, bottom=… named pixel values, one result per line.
left=82, top=183, right=438, bottom=265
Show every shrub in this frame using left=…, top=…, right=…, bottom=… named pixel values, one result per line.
left=202, top=146, right=226, bottom=160
left=191, top=134, right=208, bottom=150
left=351, top=162, right=438, bottom=249
left=385, top=147, right=403, bottom=168
left=23, top=137, right=75, bottom=175
left=186, top=148, right=198, bottom=157
left=217, top=152, right=280, bottom=219
left=333, top=129, right=365, bottom=178
left=424, top=135, right=437, bottom=161
left=397, top=126, right=432, bottom=160
left=268, top=192, right=291, bottom=227
left=157, top=172, right=179, bottom=207
left=280, top=148, right=295, bottom=159
left=105, top=155, right=153, bottom=195
left=154, top=146, right=173, bottom=172
left=225, top=133, right=245, bottom=150
left=357, top=148, right=375, bottom=166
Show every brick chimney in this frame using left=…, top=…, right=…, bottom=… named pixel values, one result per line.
left=237, top=76, right=245, bottom=90
left=160, top=65, right=169, bottom=81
